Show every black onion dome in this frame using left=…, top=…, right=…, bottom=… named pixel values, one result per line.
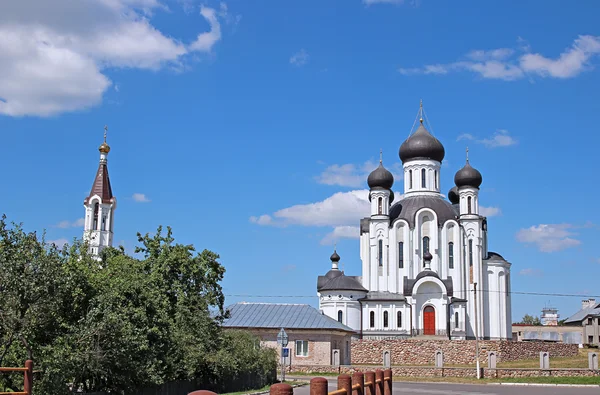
left=330, top=250, right=340, bottom=262
left=367, top=162, right=394, bottom=190
left=423, top=252, right=433, bottom=261
left=454, top=162, right=483, bottom=188
left=399, top=124, right=445, bottom=163
left=448, top=186, right=459, bottom=204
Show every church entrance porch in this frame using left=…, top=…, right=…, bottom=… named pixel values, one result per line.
left=423, top=306, right=435, bottom=335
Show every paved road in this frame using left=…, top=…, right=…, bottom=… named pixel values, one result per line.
left=290, top=377, right=600, bottom=395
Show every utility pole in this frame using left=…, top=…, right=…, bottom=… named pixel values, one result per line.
left=474, top=282, right=481, bottom=379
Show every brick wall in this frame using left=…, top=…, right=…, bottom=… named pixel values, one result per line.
left=246, top=328, right=352, bottom=366
left=351, top=339, right=578, bottom=365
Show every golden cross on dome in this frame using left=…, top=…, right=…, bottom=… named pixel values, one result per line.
left=466, top=146, right=469, bottom=163
left=419, top=99, right=424, bottom=124
left=104, top=125, right=108, bottom=143
left=379, top=148, right=383, bottom=164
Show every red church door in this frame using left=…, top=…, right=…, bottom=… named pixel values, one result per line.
left=423, top=306, right=435, bottom=335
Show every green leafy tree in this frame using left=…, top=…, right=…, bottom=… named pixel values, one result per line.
left=520, top=314, right=542, bottom=325
left=1, top=217, right=275, bottom=394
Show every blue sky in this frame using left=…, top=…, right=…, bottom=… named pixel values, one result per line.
left=1, top=0, right=599, bottom=323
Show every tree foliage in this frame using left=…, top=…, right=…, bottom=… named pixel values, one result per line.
left=0, top=216, right=276, bottom=394
left=519, top=314, right=542, bottom=326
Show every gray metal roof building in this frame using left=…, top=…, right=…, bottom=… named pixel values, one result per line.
left=222, top=302, right=355, bottom=332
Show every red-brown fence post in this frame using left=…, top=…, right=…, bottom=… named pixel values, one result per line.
left=24, top=360, right=33, bottom=395
left=352, top=371, right=364, bottom=395
left=310, top=377, right=328, bottom=395
left=375, top=369, right=383, bottom=395
left=364, top=371, right=375, bottom=395
left=338, top=373, right=352, bottom=394
left=270, top=383, right=293, bottom=395
left=383, top=369, right=392, bottom=395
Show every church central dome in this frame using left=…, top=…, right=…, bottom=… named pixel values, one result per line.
left=399, top=123, right=445, bottom=163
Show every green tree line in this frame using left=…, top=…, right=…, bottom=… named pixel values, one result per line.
left=0, top=215, right=276, bottom=394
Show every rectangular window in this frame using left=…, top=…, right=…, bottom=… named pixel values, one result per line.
left=378, top=240, right=383, bottom=267
left=409, top=170, right=413, bottom=189
left=295, top=340, right=308, bottom=357
left=469, top=239, right=473, bottom=267
left=101, top=216, right=106, bottom=231
left=588, top=318, right=593, bottom=325
left=448, top=242, right=454, bottom=269
left=422, top=237, right=430, bottom=254
left=398, top=242, right=404, bottom=268
left=435, top=170, right=438, bottom=189
left=589, top=336, right=594, bottom=345
left=421, top=169, right=426, bottom=188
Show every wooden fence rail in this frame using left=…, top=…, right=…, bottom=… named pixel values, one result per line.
left=186, top=368, right=393, bottom=395
left=0, top=360, right=33, bottom=395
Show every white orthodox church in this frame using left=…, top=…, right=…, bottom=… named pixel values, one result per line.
left=317, top=104, right=512, bottom=340
left=82, top=129, right=116, bottom=258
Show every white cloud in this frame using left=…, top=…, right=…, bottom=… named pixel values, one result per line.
left=55, top=218, right=85, bottom=228
left=398, top=35, right=600, bottom=81
left=457, top=130, right=517, bottom=148
left=47, top=238, right=69, bottom=248
left=316, top=160, right=403, bottom=188
left=480, top=206, right=501, bottom=217
left=132, top=193, right=151, bottom=202
left=0, top=0, right=228, bottom=117
left=516, top=224, right=582, bottom=253
left=321, top=226, right=360, bottom=246
left=290, top=49, right=309, bottom=66
left=519, top=268, right=543, bottom=277
left=255, top=190, right=370, bottom=228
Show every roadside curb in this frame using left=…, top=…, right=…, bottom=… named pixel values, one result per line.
left=489, top=382, right=600, bottom=388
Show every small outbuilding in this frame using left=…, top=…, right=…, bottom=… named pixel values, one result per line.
left=223, top=302, right=356, bottom=366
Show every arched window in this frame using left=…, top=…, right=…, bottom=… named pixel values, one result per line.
left=398, top=241, right=404, bottom=268
left=383, top=311, right=389, bottom=328
left=422, top=236, right=430, bottom=254
left=378, top=197, right=382, bottom=215
left=421, top=168, right=426, bottom=188
left=93, top=203, right=99, bottom=230
left=370, top=311, right=375, bottom=328
left=448, top=242, right=454, bottom=269
left=101, top=216, right=106, bottom=231
left=469, top=239, right=473, bottom=267
left=455, top=312, right=459, bottom=328
left=338, top=310, right=343, bottom=323
left=467, top=196, right=472, bottom=214
left=434, top=170, right=438, bottom=189
left=409, top=170, right=413, bottom=189
left=378, top=239, right=383, bottom=267
left=397, top=311, right=402, bottom=328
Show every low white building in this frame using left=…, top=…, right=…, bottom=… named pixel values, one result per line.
left=317, top=103, right=512, bottom=340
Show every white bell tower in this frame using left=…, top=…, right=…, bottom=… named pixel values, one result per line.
left=83, top=126, right=117, bottom=259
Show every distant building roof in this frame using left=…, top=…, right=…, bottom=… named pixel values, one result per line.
left=222, top=302, right=355, bottom=333
left=564, top=302, right=600, bottom=324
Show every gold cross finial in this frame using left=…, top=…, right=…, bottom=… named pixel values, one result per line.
left=334, top=242, right=337, bottom=251
left=379, top=148, right=383, bottom=164
left=466, top=146, right=469, bottom=163
left=419, top=99, right=424, bottom=124
left=104, top=125, right=108, bottom=143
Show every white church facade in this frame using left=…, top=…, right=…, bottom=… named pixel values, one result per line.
left=317, top=104, right=512, bottom=340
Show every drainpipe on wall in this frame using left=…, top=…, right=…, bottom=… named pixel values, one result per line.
left=408, top=303, right=413, bottom=337
left=359, top=300, right=363, bottom=339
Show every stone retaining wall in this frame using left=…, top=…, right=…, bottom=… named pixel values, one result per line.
left=351, top=339, right=578, bottom=365
left=287, top=365, right=600, bottom=378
